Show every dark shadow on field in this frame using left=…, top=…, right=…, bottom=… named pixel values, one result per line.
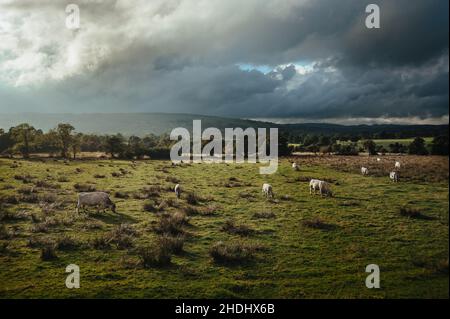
left=88, top=211, right=138, bottom=224
left=333, top=196, right=360, bottom=201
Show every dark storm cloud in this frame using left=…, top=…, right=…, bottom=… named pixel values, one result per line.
left=0, top=0, right=448, bottom=122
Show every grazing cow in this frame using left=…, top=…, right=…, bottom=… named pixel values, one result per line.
left=395, top=161, right=401, bottom=169
left=174, top=184, right=181, bottom=199
left=361, top=167, right=369, bottom=176
left=310, top=179, right=333, bottom=197
left=76, top=192, right=116, bottom=213
left=292, top=162, right=300, bottom=171
left=262, top=183, right=274, bottom=199
left=390, top=171, right=399, bottom=183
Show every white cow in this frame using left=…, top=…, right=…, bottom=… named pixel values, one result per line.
left=262, top=183, right=274, bottom=199
left=292, top=162, right=300, bottom=171
left=361, top=167, right=369, bottom=176
left=309, top=179, right=333, bottom=197
left=390, top=171, right=399, bottom=183
left=395, top=161, right=401, bottom=169
left=174, top=184, right=181, bottom=198
left=76, top=192, right=116, bottom=213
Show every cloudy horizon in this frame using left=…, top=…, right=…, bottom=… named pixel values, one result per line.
left=0, top=0, right=448, bottom=125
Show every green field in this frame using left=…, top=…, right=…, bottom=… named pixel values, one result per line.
left=0, top=157, right=448, bottom=298
left=368, top=138, right=433, bottom=149
left=290, top=138, right=435, bottom=151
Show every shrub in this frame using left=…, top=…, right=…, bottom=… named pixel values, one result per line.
left=221, top=220, right=254, bottom=236
left=94, top=174, right=106, bottom=179
left=209, top=241, right=259, bottom=264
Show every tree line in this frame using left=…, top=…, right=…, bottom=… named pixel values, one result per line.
left=0, top=123, right=292, bottom=159
left=290, top=135, right=449, bottom=156
left=0, top=123, right=447, bottom=159
left=0, top=123, right=173, bottom=159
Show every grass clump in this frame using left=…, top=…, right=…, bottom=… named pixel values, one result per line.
left=89, top=235, right=111, bottom=250
left=114, top=191, right=129, bottom=199
left=154, top=212, right=188, bottom=236
left=0, top=225, right=12, bottom=240
left=302, top=218, right=337, bottom=230
left=252, top=212, right=276, bottom=219
left=136, top=245, right=172, bottom=268
left=209, top=241, right=260, bottom=265
left=56, top=235, right=81, bottom=251
left=186, top=192, right=200, bottom=205
left=40, top=244, right=57, bottom=261
left=221, top=220, right=255, bottom=236
left=74, top=183, right=96, bottom=192
left=157, top=235, right=185, bottom=254
left=106, top=224, right=138, bottom=249
left=400, top=207, right=434, bottom=220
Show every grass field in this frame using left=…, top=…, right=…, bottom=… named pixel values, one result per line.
left=0, top=156, right=448, bottom=299
left=338, top=137, right=434, bottom=150
left=290, top=138, right=435, bottom=151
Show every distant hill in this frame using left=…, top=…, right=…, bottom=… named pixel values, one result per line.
left=0, top=113, right=269, bottom=136
left=0, top=113, right=448, bottom=138
left=282, top=122, right=449, bottom=138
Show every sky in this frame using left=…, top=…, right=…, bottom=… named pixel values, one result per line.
left=0, top=0, right=448, bottom=124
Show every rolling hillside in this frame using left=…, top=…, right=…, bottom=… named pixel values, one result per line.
left=0, top=113, right=448, bottom=137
